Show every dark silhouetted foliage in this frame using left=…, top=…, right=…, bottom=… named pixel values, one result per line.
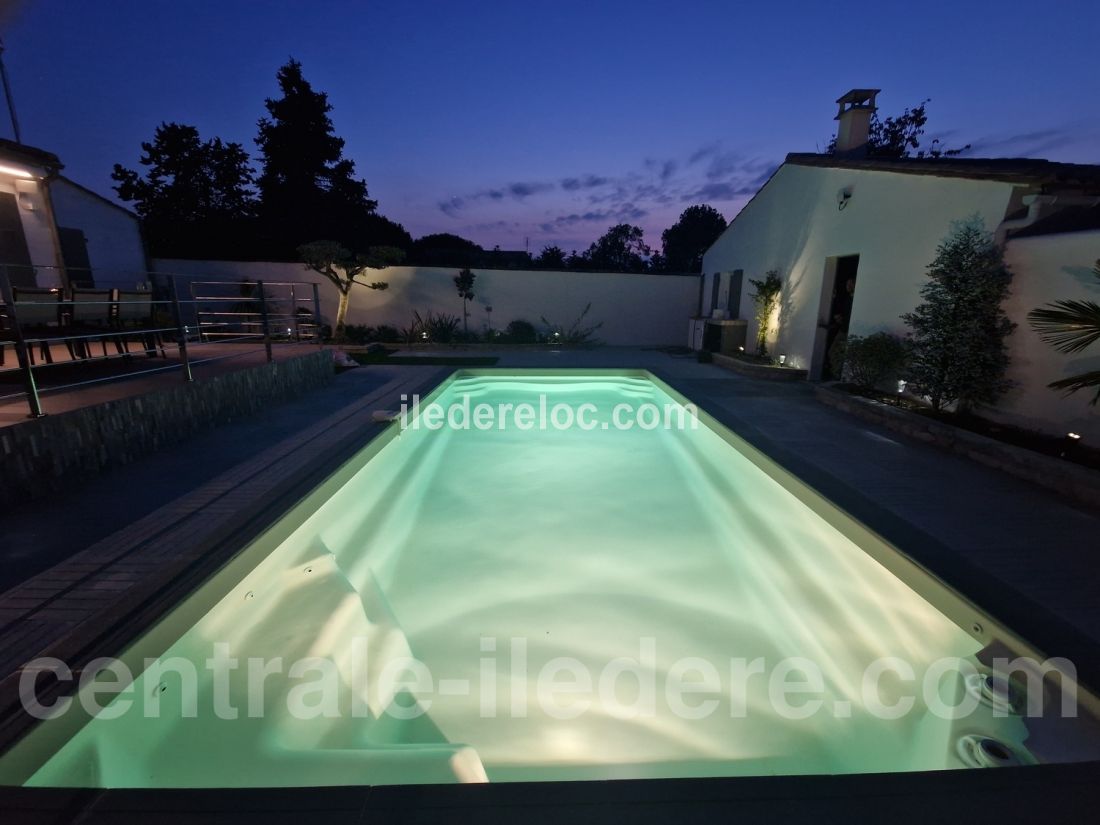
left=840, top=332, right=910, bottom=389
left=504, top=319, right=538, bottom=343
left=827, top=99, right=971, bottom=159
left=581, top=224, right=651, bottom=273
left=256, top=59, right=378, bottom=258
left=408, top=233, right=484, bottom=267
left=112, top=122, right=257, bottom=259
left=534, top=245, right=567, bottom=269
left=454, top=267, right=476, bottom=336
left=660, top=205, right=727, bottom=273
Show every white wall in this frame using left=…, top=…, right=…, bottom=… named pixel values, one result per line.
left=49, top=177, right=148, bottom=289
left=0, top=173, right=62, bottom=286
left=1001, top=230, right=1100, bottom=439
left=152, top=259, right=699, bottom=346
left=703, top=163, right=1018, bottom=373
left=702, top=160, right=1100, bottom=438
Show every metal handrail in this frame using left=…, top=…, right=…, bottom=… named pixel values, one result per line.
left=0, top=266, right=324, bottom=418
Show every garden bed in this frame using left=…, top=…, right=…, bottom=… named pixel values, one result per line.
left=815, top=384, right=1100, bottom=510
left=711, top=352, right=808, bottom=381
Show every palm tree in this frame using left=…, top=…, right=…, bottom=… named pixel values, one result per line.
left=1027, top=260, right=1100, bottom=403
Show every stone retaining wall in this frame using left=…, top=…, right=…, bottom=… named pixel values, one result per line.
left=815, top=384, right=1100, bottom=510
left=712, top=352, right=808, bottom=381
left=0, top=349, right=333, bottom=506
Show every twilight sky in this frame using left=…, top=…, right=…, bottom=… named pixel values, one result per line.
left=2, top=0, right=1098, bottom=253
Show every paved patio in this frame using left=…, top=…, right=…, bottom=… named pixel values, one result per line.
left=0, top=345, right=1098, bottom=716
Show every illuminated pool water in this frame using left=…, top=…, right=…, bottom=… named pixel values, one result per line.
left=6, top=372, right=1098, bottom=787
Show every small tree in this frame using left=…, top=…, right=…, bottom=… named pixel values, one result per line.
left=454, top=267, right=476, bottom=337
left=1028, top=260, right=1100, bottom=404
left=748, top=270, right=783, bottom=356
left=298, top=240, right=403, bottom=340
left=901, top=216, right=1014, bottom=412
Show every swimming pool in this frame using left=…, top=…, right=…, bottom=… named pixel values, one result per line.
left=4, top=371, right=1099, bottom=787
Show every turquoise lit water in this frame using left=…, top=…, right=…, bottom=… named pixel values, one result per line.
left=17, top=374, right=1038, bottom=787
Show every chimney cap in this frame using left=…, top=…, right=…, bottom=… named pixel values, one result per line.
left=835, top=88, right=880, bottom=118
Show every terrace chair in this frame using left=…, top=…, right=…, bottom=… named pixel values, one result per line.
left=112, top=289, right=166, bottom=358
left=12, top=288, right=66, bottom=364
left=69, top=287, right=115, bottom=359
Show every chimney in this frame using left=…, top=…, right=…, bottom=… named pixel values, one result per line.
left=834, top=89, right=879, bottom=156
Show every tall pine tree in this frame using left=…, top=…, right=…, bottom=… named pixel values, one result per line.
left=255, top=59, right=377, bottom=258
left=901, top=216, right=1014, bottom=412
left=112, top=122, right=256, bottom=259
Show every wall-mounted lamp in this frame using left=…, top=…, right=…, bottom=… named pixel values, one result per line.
left=17, top=192, right=34, bottom=211
left=837, top=186, right=853, bottom=211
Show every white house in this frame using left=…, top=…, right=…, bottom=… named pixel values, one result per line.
left=701, top=90, right=1100, bottom=439
left=0, top=137, right=147, bottom=292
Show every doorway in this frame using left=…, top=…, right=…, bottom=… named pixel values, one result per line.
left=811, top=254, right=859, bottom=380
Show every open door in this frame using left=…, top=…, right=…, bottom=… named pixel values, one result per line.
left=810, top=255, right=859, bottom=380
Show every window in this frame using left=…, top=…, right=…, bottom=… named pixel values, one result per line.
left=727, top=269, right=743, bottom=317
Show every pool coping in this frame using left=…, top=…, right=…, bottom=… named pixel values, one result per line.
left=2, top=365, right=1100, bottom=819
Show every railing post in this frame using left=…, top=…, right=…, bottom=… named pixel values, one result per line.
left=167, top=275, right=193, bottom=382
left=0, top=265, right=45, bottom=417
left=311, top=283, right=323, bottom=345
left=256, top=280, right=273, bottom=363
left=290, top=284, right=300, bottom=342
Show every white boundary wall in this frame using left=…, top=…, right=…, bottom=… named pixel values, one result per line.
left=152, top=259, right=700, bottom=346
